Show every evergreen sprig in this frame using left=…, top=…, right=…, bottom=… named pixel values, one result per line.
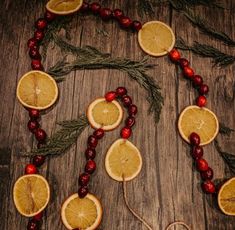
left=219, top=123, right=234, bottom=136
left=47, top=34, right=164, bottom=123
left=175, top=37, right=235, bottom=66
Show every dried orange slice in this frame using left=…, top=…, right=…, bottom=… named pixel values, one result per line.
left=178, top=105, right=219, bottom=146
left=105, top=139, right=142, bottom=181
left=218, top=177, right=235, bottom=216
left=46, top=0, right=83, bottom=15
left=138, top=21, right=175, bottom=57
left=13, top=174, right=50, bottom=217
left=16, top=70, right=58, bottom=110
left=61, top=193, right=102, bottom=230
left=87, top=98, right=123, bottom=131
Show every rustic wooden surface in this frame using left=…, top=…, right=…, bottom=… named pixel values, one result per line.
left=1, top=0, right=235, bottom=229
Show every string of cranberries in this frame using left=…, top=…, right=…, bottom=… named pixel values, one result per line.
left=78, top=86, right=137, bottom=198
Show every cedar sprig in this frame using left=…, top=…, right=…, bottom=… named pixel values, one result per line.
left=24, top=115, right=89, bottom=157
left=47, top=34, right=164, bottom=123
left=175, top=37, right=235, bottom=66
left=219, top=123, right=234, bottom=136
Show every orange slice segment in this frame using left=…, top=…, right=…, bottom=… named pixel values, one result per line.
left=13, top=174, right=50, bottom=217
left=16, top=70, right=58, bottom=110
left=218, top=177, right=235, bottom=216
left=138, top=21, right=175, bottom=57
left=87, top=98, right=123, bottom=131
left=46, top=0, right=83, bottom=15
left=61, top=193, right=102, bottom=230
left=105, top=139, right=142, bottom=181
left=178, top=105, right=219, bottom=146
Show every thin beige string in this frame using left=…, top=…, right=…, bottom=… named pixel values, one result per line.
left=165, top=221, right=191, bottom=230
left=122, top=176, right=153, bottom=230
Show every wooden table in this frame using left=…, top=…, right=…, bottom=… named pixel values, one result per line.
left=1, top=0, right=235, bottom=229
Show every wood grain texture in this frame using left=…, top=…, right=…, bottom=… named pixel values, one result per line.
left=0, top=0, right=235, bottom=229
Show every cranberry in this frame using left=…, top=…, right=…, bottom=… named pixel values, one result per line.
left=183, top=66, right=194, bottom=79
left=179, top=58, right=189, bottom=68
left=196, top=95, right=207, bottom=107
left=199, top=84, right=209, bottom=95
left=33, top=155, right=46, bottom=167
left=31, top=59, right=43, bottom=70
left=85, top=160, right=96, bottom=174
left=29, top=109, right=40, bottom=120
left=169, top=49, right=180, bottom=62
left=191, top=146, right=203, bottom=160
left=196, top=158, right=209, bottom=172
left=122, top=95, right=132, bottom=107
left=193, top=75, right=203, bottom=87
left=128, top=104, right=138, bottom=116
left=201, top=167, right=213, bottom=180
left=29, top=48, right=41, bottom=60
left=93, top=128, right=104, bottom=139
left=85, top=148, right=96, bottom=160
left=105, top=91, right=116, bottom=102
left=35, top=128, right=47, bottom=142
left=79, top=173, right=90, bottom=186
left=78, top=186, right=88, bottom=198
left=189, top=132, right=200, bottom=146
left=34, top=30, right=44, bottom=42
left=28, top=120, right=39, bottom=132
left=44, top=11, right=56, bottom=22
left=125, top=116, right=135, bottom=127
left=25, top=164, right=37, bottom=174
left=33, top=212, right=43, bottom=221
left=35, top=18, right=47, bottom=30
left=90, top=2, right=101, bottom=14
left=119, top=16, right=132, bottom=28
left=27, top=38, right=38, bottom=49
left=121, top=127, right=132, bottom=139
left=87, top=135, right=98, bottom=148
left=80, top=2, right=90, bottom=12
left=116, top=87, right=127, bottom=96
left=132, top=20, right=142, bottom=31
left=113, top=9, right=123, bottom=20
left=100, top=8, right=112, bottom=20
left=201, top=180, right=216, bottom=194
left=27, top=219, right=39, bottom=230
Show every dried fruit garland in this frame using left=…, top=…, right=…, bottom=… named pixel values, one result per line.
left=13, top=1, right=229, bottom=230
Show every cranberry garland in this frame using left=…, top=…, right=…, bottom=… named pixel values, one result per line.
left=168, top=49, right=215, bottom=194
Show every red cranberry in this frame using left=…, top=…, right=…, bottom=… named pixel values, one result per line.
left=132, top=20, right=142, bottom=31
left=183, top=66, right=194, bottom=79
left=119, top=16, right=132, bottom=28
left=201, top=180, right=216, bottom=194
left=116, top=87, right=127, bottom=96
left=34, top=30, right=44, bottom=42
left=128, top=104, right=138, bottom=116
left=113, top=9, right=123, bottom=20
left=31, top=59, right=43, bottom=70
left=27, top=38, right=38, bottom=49
left=85, top=160, right=96, bottom=174
left=196, top=95, right=207, bottom=107
left=193, top=75, right=203, bottom=87
left=191, top=146, right=203, bottom=160
left=35, top=18, right=47, bottom=30
left=79, top=173, right=90, bottom=186
left=199, top=84, right=209, bottom=95
left=80, top=2, right=90, bottom=12
left=196, top=158, right=209, bottom=172
left=85, top=148, right=96, bottom=160
left=35, top=128, right=47, bottom=142
left=29, top=48, right=41, bottom=60
left=44, top=11, right=56, bottom=22
left=93, top=128, right=104, bottom=139
left=33, top=155, right=46, bottom=167
left=105, top=91, right=116, bottom=102
left=28, top=120, right=39, bottom=132
left=78, top=186, right=88, bottom=198
left=189, top=132, right=200, bottom=146
left=122, top=95, right=132, bottom=107
left=87, top=135, right=98, bottom=148
left=169, top=49, right=180, bottom=62
left=121, top=127, right=132, bottom=139
left=201, top=167, right=213, bottom=180
left=25, top=164, right=37, bottom=174
left=125, top=116, right=135, bottom=127
left=100, top=8, right=112, bottom=20
left=179, top=58, right=189, bottom=68
left=90, top=2, right=101, bottom=14
left=33, top=212, right=43, bottom=221
left=29, top=109, right=40, bottom=120
left=27, top=219, right=39, bottom=230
